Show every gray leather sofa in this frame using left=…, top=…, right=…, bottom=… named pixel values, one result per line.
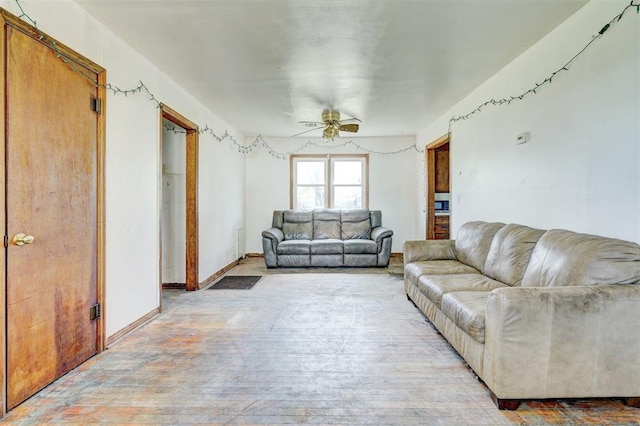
left=262, top=209, right=393, bottom=268
left=403, top=221, right=640, bottom=410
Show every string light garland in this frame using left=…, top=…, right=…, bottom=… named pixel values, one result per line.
left=13, top=0, right=640, bottom=159
left=447, top=0, right=640, bottom=132
left=163, top=122, right=423, bottom=159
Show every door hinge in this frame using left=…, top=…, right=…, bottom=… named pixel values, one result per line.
left=3, top=235, right=7, bottom=248
left=91, top=97, right=102, bottom=114
left=90, top=303, right=101, bottom=320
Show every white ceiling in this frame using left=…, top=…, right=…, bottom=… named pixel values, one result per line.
left=75, top=0, right=588, bottom=138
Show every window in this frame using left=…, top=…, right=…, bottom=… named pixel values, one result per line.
left=291, top=154, right=368, bottom=210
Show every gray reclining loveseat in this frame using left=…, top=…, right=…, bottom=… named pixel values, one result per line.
left=262, top=209, right=393, bottom=268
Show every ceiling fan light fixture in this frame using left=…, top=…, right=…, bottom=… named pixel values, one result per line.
left=294, top=109, right=360, bottom=139
left=323, top=126, right=338, bottom=140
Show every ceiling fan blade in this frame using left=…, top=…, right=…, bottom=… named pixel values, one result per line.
left=338, top=117, right=362, bottom=123
left=338, top=123, right=359, bottom=133
left=292, top=126, right=323, bottom=137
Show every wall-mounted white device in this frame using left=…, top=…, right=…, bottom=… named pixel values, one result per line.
left=516, top=132, right=530, bottom=144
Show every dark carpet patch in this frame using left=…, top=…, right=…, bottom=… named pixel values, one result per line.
left=208, top=275, right=261, bottom=290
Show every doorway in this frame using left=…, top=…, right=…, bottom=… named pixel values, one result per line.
left=159, top=105, right=199, bottom=293
left=161, top=118, right=187, bottom=288
left=426, top=134, right=450, bottom=240
left=0, top=10, right=106, bottom=414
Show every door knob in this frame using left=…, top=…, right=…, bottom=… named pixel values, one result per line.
left=13, top=233, right=35, bottom=246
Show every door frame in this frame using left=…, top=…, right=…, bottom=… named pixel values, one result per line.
left=425, top=133, right=449, bottom=239
left=159, top=105, right=199, bottom=293
left=0, top=8, right=106, bottom=416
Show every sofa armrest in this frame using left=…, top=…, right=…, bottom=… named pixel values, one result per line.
left=262, top=227, right=284, bottom=243
left=371, top=226, right=393, bottom=267
left=402, top=240, right=456, bottom=265
left=371, top=226, right=393, bottom=243
left=261, top=228, right=283, bottom=268
left=483, top=284, right=640, bottom=400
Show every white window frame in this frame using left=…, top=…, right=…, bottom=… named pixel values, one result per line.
left=290, top=154, right=369, bottom=210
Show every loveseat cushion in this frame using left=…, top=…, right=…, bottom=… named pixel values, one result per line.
left=455, top=221, right=505, bottom=273
left=341, top=209, right=371, bottom=239
left=282, top=211, right=313, bottom=240
left=441, top=291, right=489, bottom=343
left=313, top=209, right=341, bottom=239
left=418, top=273, right=507, bottom=309
left=405, top=260, right=478, bottom=283
left=483, top=224, right=546, bottom=287
left=370, top=210, right=382, bottom=228
left=344, top=239, right=378, bottom=254
left=277, top=239, right=311, bottom=255
left=272, top=210, right=285, bottom=228
left=521, top=229, right=640, bottom=287
left=311, top=239, right=343, bottom=255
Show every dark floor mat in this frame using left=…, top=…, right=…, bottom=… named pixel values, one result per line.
left=208, top=275, right=261, bottom=290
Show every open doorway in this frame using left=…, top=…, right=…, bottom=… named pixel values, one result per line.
left=426, top=134, right=450, bottom=240
left=160, top=105, right=199, bottom=293
left=161, top=118, right=187, bottom=288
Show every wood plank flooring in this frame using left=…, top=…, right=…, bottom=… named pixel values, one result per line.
left=3, top=259, right=640, bottom=424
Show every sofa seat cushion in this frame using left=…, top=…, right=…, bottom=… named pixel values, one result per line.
left=344, top=239, right=377, bottom=254
left=310, top=239, right=343, bottom=255
left=277, top=239, right=311, bottom=255
left=418, top=273, right=507, bottom=308
left=441, top=291, right=489, bottom=343
left=405, top=260, right=479, bottom=284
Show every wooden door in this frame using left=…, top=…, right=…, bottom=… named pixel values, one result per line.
left=434, top=148, right=450, bottom=193
left=5, top=27, right=99, bottom=409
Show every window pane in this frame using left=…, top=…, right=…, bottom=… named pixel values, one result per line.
left=296, top=186, right=325, bottom=210
left=333, top=161, right=362, bottom=185
left=297, top=161, right=325, bottom=185
left=334, top=186, right=362, bottom=209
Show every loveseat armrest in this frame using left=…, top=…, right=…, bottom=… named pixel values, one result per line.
left=402, top=239, right=456, bottom=265
left=262, top=228, right=284, bottom=268
left=483, top=284, right=640, bottom=401
left=262, top=227, right=284, bottom=243
left=371, top=226, right=393, bottom=243
left=371, top=226, right=393, bottom=267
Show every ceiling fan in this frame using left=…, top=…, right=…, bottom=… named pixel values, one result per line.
left=293, top=109, right=361, bottom=139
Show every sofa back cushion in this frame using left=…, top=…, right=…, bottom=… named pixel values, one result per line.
left=455, top=221, right=505, bottom=273
left=370, top=210, right=382, bottom=228
left=313, top=209, right=341, bottom=239
left=483, top=224, right=546, bottom=286
left=341, top=209, right=371, bottom=239
left=522, top=229, right=640, bottom=287
left=272, top=210, right=285, bottom=228
left=282, top=210, right=313, bottom=240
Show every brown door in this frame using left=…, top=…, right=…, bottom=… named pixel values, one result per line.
left=5, top=27, right=99, bottom=409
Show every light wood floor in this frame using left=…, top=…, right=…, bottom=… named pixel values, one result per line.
left=3, top=258, right=640, bottom=424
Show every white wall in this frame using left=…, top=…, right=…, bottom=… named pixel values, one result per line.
left=417, top=0, right=640, bottom=243
left=161, top=120, right=186, bottom=284
left=245, top=136, right=418, bottom=254
left=2, top=0, right=246, bottom=338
